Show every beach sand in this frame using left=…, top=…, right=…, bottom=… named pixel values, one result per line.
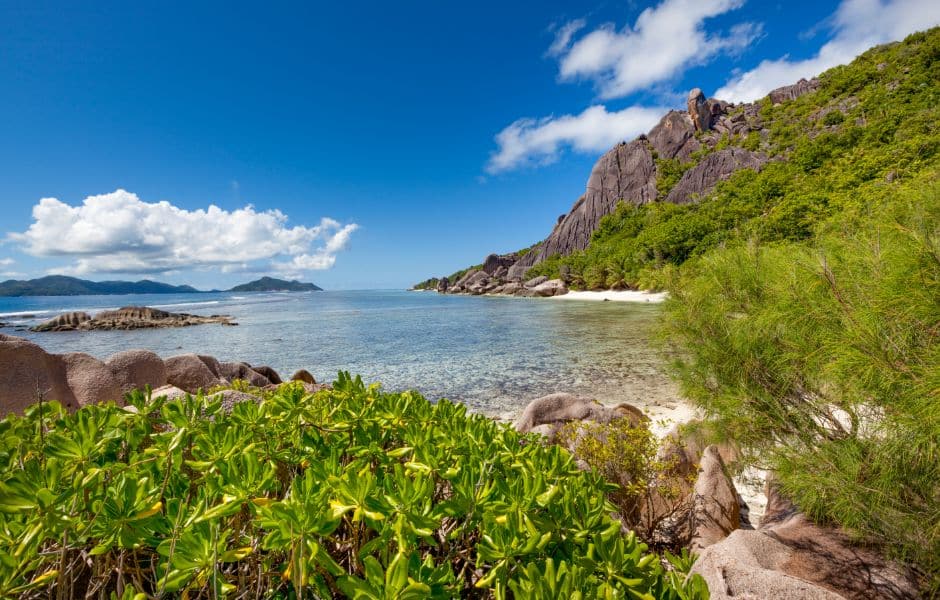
left=553, top=290, right=668, bottom=303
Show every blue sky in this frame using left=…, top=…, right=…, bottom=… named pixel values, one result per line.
left=0, top=0, right=936, bottom=290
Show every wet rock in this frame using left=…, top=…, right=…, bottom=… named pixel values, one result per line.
left=30, top=311, right=92, bottom=332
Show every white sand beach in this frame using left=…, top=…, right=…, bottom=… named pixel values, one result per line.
left=553, top=290, right=668, bottom=303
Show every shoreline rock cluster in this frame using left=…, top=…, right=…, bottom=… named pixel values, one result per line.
left=437, top=263, right=569, bottom=297
left=0, top=333, right=323, bottom=415
left=514, top=392, right=921, bottom=600
left=30, top=306, right=236, bottom=332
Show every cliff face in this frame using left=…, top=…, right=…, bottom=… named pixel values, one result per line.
left=503, top=83, right=799, bottom=281
left=424, top=77, right=821, bottom=289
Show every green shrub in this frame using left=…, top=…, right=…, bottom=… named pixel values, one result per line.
left=661, top=188, right=940, bottom=591
left=0, top=375, right=707, bottom=599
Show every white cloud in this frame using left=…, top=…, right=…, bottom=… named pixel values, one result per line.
left=0, top=258, right=14, bottom=267
left=9, top=189, right=358, bottom=276
left=486, top=104, right=665, bottom=173
left=715, top=0, right=940, bottom=102
left=547, top=19, right=586, bottom=57
left=553, top=0, right=759, bottom=99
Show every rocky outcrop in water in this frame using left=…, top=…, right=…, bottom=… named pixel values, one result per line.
left=31, top=306, right=235, bottom=331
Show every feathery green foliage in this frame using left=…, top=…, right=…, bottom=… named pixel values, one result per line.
left=661, top=186, right=940, bottom=590
left=0, top=375, right=707, bottom=599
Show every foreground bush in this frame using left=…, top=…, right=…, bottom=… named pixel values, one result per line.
left=662, top=189, right=940, bottom=592
left=0, top=374, right=707, bottom=599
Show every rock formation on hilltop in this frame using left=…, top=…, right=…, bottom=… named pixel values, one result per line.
left=423, top=77, right=822, bottom=291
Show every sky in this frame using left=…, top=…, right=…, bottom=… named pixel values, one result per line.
left=1, top=0, right=938, bottom=290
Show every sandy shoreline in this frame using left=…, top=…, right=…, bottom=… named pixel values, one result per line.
left=553, top=290, right=668, bottom=303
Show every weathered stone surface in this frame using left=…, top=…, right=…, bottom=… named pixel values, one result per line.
left=691, top=515, right=920, bottom=600
left=150, top=384, right=189, bottom=401
left=768, top=78, right=821, bottom=104
left=30, top=311, right=92, bottom=332
left=0, top=336, right=76, bottom=413
left=31, top=306, right=235, bottom=332
left=514, top=393, right=647, bottom=440
left=524, top=276, right=548, bottom=288
left=59, top=352, right=123, bottom=407
left=531, top=279, right=568, bottom=297
left=218, top=361, right=271, bottom=388
left=511, top=140, right=657, bottom=272
left=688, top=88, right=712, bottom=131
left=435, top=277, right=449, bottom=292
left=290, top=369, right=317, bottom=385
left=105, top=349, right=167, bottom=393
left=165, top=353, right=224, bottom=392
left=648, top=110, right=701, bottom=162
left=665, top=148, right=767, bottom=204
left=482, top=253, right=518, bottom=275
left=689, top=446, right=741, bottom=551
left=252, top=365, right=282, bottom=385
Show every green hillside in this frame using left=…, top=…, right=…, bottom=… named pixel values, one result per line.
left=527, top=28, right=940, bottom=289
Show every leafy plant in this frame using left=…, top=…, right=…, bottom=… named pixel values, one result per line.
left=0, top=376, right=708, bottom=598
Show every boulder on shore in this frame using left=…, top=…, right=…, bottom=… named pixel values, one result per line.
left=514, top=393, right=647, bottom=441
left=165, top=353, right=224, bottom=393
left=0, top=335, right=76, bottom=413
left=290, top=369, right=317, bottom=385
left=689, top=445, right=741, bottom=551
left=531, top=279, right=568, bottom=297
left=30, top=311, right=92, bottom=332
left=59, top=352, right=123, bottom=407
left=105, top=349, right=167, bottom=393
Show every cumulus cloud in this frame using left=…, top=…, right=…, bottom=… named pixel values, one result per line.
left=553, top=0, right=760, bottom=99
left=0, top=258, right=14, bottom=267
left=715, top=0, right=940, bottom=102
left=486, top=104, right=665, bottom=173
left=9, top=190, right=358, bottom=276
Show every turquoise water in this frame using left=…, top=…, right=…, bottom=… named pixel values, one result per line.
left=0, top=290, right=675, bottom=416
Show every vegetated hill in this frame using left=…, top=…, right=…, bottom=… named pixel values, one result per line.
left=228, top=276, right=322, bottom=292
left=423, top=27, right=940, bottom=292
left=0, top=275, right=200, bottom=297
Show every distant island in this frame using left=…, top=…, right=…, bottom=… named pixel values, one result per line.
left=227, top=277, right=322, bottom=292
left=0, top=275, right=199, bottom=297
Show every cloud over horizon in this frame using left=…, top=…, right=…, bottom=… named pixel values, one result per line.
left=715, top=0, right=940, bottom=102
left=8, top=190, right=358, bottom=279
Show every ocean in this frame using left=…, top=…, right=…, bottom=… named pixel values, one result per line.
left=0, top=290, right=679, bottom=417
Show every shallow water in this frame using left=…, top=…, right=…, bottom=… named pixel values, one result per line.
left=1, top=290, right=679, bottom=416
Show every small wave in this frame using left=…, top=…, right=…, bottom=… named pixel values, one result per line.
left=150, top=300, right=221, bottom=309
left=230, top=296, right=247, bottom=300
left=0, top=310, right=56, bottom=318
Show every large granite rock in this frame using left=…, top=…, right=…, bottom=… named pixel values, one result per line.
left=648, top=110, right=700, bottom=161
left=531, top=278, right=568, bottom=297
left=30, top=311, right=92, bottom=332
left=482, top=253, right=518, bottom=275
left=691, top=514, right=920, bottom=599
left=687, top=88, right=713, bottom=131
left=252, top=365, right=282, bottom=385
left=665, top=148, right=767, bottom=204
left=689, top=446, right=741, bottom=551
left=511, top=139, right=658, bottom=274
left=290, top=369, right=317, bottom=384
left=218, top=361, right=272, bottom=388
left=59, top=352, right=123, bottom=407
left=31, top=306, right=235, bottom=332
left=105, top=349, right=167, bottom=393
left=514, top=393, right=647, bottom=441
left=0, top=335, right=76, bottom=413
left=165, top=353, right=224, bottom=393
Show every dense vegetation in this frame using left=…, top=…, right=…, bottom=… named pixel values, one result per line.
left=0, top=376, right=706, bottom=599
left=662, top=186, right=940, bottom=591
left=527, top=28, right=940, bottom=290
